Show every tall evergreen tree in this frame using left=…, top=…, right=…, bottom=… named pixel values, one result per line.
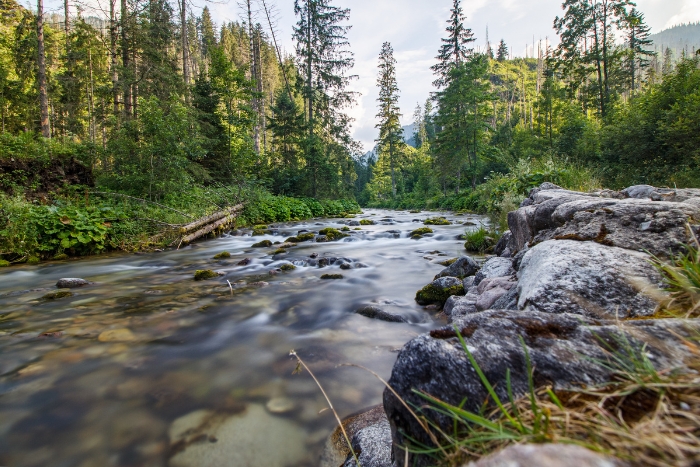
left=36, top=0, right=50, bottom=137
left=375, top=42, right=403, bottom=198
left=496, top=39, right=508, bottom=62
left=625, top=8, right=653, bottom=91
left=431, top=0, right=475, bottom=88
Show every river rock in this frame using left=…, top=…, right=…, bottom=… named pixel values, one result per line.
left=473, top=257, right=514, bottom=286
left=56, top=278, right=89, bottom=288
left=465, top=443, right=624, bottom=467
left=492, top=230, right=512, bottom=257
left=517, top=240, right=662, bottom=318
left=321, top=405, right=392, bottom=467
left=443, top=294, right=478, bottom=320
left=355, top=306, right=407, bottom=323
left=383, top=310, right=699, bottom=466
left=475, top=276, right=517, bottom=311
left=169, top=404, right=306, bottom=467
left=415, top=277, right=465, bottom=305
left=434, top=256, right=480, bottom=280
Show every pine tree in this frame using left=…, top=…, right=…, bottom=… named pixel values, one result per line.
left=375, top=42, right=403, bottom=198
left=431, top=0, right=475, bottom=88
left=625, top=8, right=653, bottom=92
left=496, top=39, right=508, bottom=62
left=36, top=0, right=50, bottom=137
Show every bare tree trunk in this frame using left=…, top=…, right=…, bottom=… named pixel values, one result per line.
left=180, top=0, right=190, bottom=101
left=121, top=0, right=132, bottom=117
left=246, top=0, right=260, bottom=155
left=37, top=0, right=50, bottom=138
left=64, top=0, right=69, bottom=36
left=110, top=0, right=119, bottom=115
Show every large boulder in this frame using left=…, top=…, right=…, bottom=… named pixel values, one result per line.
left=465, top=443, right=624, bottom=467
left=415, top=276, right=465, bottom=305
left=475, top=276, right=517, bottom=311
left=517, top=240, right=662, bottom=318
left=321, top=405, right=392, bottom=467
left=473, top=257, right=514, bottom=286
left=443, top=293, right=478, bottom=320
left=434, top=256, right=480, bottom=280
left=383, top=311, right=699, bottom=466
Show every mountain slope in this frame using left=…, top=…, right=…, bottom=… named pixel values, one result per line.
left=649, top=22, right=700, bottom=57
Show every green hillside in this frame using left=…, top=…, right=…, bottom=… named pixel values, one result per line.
left=649, top=22, right=700, bottom=57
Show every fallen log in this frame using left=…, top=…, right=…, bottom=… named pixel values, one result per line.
left=180, top=204, right=244, bottom=234
left=179, top=208, right=243, bottom=246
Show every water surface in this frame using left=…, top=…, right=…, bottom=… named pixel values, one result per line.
left=0, top=209, right=486, bottom=467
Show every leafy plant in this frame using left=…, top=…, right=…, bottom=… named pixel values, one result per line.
left=464, top=226, right=499, bottom=254
left=651, top=227, right=700, bottom=317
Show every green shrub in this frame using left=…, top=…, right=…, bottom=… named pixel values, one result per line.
left=464, top=227, right=499, bottom=254
left=0, top=260, right=10, bottom=267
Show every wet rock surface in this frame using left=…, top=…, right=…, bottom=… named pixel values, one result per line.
left=434, top=256, right=480, bottom=280
left=55, top=278, right=90, bottom=288
left=355, top=306, right=407, bottom=323
left=321, top=405, right=392, bottom=467
left=415, top=276, right=465, bottom=305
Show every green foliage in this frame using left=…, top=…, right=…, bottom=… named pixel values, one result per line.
left=652, top=230, right=700, bottom=317
left=464, top=226, right=499, bottom=254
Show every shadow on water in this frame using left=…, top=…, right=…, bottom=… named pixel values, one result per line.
left=0, top=209, right=487, bottom=467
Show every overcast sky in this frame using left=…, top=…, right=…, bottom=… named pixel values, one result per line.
left=39, top=0, right=700, bottom=151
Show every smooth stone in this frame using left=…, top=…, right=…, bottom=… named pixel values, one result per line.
left=465, top=443, right=623, bottom=467
left=56, top=278, right=89, bottom=288
left=98, top=329, right=137, bottom=342
left=355, top=306, right=406, bottom=323
left=265, top=397, right=295, bottom=414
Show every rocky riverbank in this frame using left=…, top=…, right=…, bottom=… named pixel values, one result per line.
left=328, top=183, right=700, bottom=467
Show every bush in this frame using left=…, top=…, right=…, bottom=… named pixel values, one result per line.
left=464, top=226, right=499, bottom=254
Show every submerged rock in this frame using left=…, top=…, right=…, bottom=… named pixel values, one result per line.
left=252, top=240, right=273, bottom=248
left=194, top=270, right=220, bottom=281
left=434, top=256, right=479, bottom=280
left=355, top=306, right=407, bottom=323
left=56, top=278, right=89, bottom=288
left=212, top=251, right=231, bottom=260
left=321, top=274, right=344, bottom=280
left=415, top=276, right=465, bottom=305
left=169, top=404, right=306, bottom=467
left=42, top=290, right=74, bottom=300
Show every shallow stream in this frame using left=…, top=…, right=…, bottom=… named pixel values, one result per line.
left=0, top=209, right=486, bottom=467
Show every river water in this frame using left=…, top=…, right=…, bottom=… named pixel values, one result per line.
left=0, top=209, right=487, bottom=467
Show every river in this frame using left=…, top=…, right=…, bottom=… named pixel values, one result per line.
left=0, top=209, right=487, bottom=467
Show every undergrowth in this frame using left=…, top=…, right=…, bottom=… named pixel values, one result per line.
left=651, top=227, right=700, bottom=317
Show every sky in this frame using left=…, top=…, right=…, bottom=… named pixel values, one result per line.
left=38, top=0, right=700, bottom=151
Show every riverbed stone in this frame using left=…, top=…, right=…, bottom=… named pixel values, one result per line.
left=517, top=240, right=662, bottom=318
left=415, top=276, right=465, bottom=305
left=434, top=256, right=480, bottom=280
left=98, top=328, right=136, bottom=342
left=169, top=404, right=306, bottom=467
left=56, top=278, right=90, bottom=288
left=321, top=405, right=392, bottom=467
left=443, top=294, right=478, bottom=320
left=465, top=443, right=623, bottom=467
left=473, top=257, right=514, bottom=286
left=355, top=306, right=407, bottom=323
left=475, top=276, right=517, bottom=311
left=383, top=311, right=700, bottom=466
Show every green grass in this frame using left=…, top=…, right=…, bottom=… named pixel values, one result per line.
left=651, top=228, right=700, bottom=317
left=463, top=227, right=499, bottom=254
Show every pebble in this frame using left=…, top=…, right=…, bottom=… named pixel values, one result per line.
left=266, top=397, right=295, bottom=414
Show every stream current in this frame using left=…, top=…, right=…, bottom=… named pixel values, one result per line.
left=0, top=209, right=487, bottom=467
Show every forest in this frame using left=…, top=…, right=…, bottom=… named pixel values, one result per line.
left=1, top=0, right=699, bottom=262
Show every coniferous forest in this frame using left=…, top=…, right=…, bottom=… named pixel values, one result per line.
left=0, top=0, right=699, bottom=261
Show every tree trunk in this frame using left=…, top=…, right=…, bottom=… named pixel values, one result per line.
left=246, top=0, right=260, bottom=155
left=180, top=0, right=190, bottom=101
left=110, top=0, right=119, bottom=115
left=121, top=0, right=132, bottom=117
left=37, top=0, right=50, bottom=138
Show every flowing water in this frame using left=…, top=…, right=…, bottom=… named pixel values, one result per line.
left=0, top=209, right=487, bottom=467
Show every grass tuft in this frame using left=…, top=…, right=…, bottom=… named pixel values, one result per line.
left=651, top=226, right=700, bottom=317
left=463, top=226, right=499, bottom=254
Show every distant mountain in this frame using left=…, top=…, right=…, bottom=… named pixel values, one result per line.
left=649, top=22, right=700, bottom=58
left=361, top=123, right=417, bottom=162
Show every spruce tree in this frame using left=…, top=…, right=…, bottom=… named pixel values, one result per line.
left=625, top=8, right=653, bottom=91
left=496, top=39, right=508, bottom=62
left=431, top=0, right=475, bottom=88
left=375, top=42, right=403, bottom=198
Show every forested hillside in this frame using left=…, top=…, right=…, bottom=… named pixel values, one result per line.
left=649, top=22, right=700, bottom=58
left=1, top=0, right=699, bottom=263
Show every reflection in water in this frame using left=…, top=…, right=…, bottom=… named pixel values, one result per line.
left=0, top=209, right=486, bottom=467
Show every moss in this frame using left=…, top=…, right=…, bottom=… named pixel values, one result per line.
left=273, top=248, right=287, bottom=255
left=354, top=227, right=362, bottom=231
left=252, top=229, right=269, bottom=236
left=280, top=263, right=296, bottom=271
left=439, top=258, right=458, bottom=267
left=424, top=217, right=451, bottom=225
left=42, top=291, right=74, bottom=300
left=319, top=228, right=349, bottom=241
left=53, top=253, right=69, bottom=261
left=415, top=284, right=465, bottom=305
left=253, top=224, right=269, bottom=230
left=286, top=232, right=316, bottom=243
left=321, top=274, right=344, bottom=280
left=27, top=256, right=41, bottom=264
left=0, top=260, right=10, bottom=267
left=359, top=219, right=375, bottom=225
left=213, top=251, right=231, bottom=260
left=409, top=210, right=421, bottom=213
left=285, top=236, right=300, bottom=243
left=341, top=226, right=350, bottom=231
left=194, top=269, right=219, bottom=281
left=410, top=227, right=434, bottom=238
left=252, top=240, right=273, bottom=248
left=464, top=227, right=498, bottom=253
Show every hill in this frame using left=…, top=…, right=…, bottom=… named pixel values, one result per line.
left=649, top=22, right=700, bottom=57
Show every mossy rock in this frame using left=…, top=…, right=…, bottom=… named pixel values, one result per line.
left=319, top=228, right=349, bottom=241
left=0, top=260, right=10, bottom=267
left=53, top=254, right=69, bottom=261
left=321, top=274, right=344, bottom=280
left=252, top=240, right=273, bottom=248
left=353, top=228, right=362, bottom=231
left=297, top=232, right=316, bottom=242
left=359, top=219, right=375, bottom=225
left=439, top=258, right=458, bottom=267
left=273, top=248, right=287, bottom=255
left=253, top=224, right=269, bottom=230
left=410, top=227, right=434, bottom=238
left=409, top=210, right=421, bottom=213
left=424, top=217, right=451, bottom=225
left=213, top=251, right=231, bottom=260
left=341, top=226, right=350, bottom=232
left=280, top=263, right=296, bottom=271
left=253, top=229, right=269, bottom=236
left=42, top=291, right=74, bottom=300
left=285, top=236, right=300, bottom=243
left=415, top=279, right=465, bottom=305
left=194, top=270, right=220, bottom=281
left=27, top=256, right=41, bottom=265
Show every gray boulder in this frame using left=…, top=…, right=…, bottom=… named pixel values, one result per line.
left=434, top=256, right=480, bottom=280
left=415, top=276, right=465, bottom=305
left=383, top=310, right=698, bottom=467
left=465, top=444, right=624, bottom=467
left=473, top=257, right=514, bottom=286
left=475, top=276, right=517, bottom=311
left=56, top=278, right=90, bottom=288
left=517, top=240, right=663, bottom=318
left=321, top=405, right=392, bottom=467
left=355, top=306, right=407, bottom=323
left=492, top=230, right=512, bottom=256
left=443, top=294, right=478, bottom=320
left=622, top=184, right=656, bottom=199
